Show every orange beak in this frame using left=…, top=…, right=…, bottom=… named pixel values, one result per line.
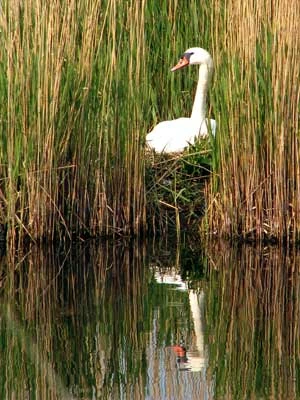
left=170, top=345, right=187, bottom=357
left=171, top=55, right=190, bottom=72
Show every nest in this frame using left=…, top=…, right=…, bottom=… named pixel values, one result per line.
left=145, top=140, right=212, bottom=233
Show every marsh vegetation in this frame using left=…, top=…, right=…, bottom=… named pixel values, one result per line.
left=0, top=0, right=299, bottom=244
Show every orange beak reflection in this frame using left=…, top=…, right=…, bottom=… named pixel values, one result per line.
left=171, top=55, right=190, bottom=72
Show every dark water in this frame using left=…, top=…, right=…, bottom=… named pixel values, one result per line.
left=0, top=238, right=299, bottom=399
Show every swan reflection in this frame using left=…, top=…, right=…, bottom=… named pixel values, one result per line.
left=153, top=267, right=207, bottom=372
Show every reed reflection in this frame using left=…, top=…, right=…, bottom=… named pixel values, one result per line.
left=1, top=238, right=299, bottom=399
left=0, top=241, right=149, bottom=399
left=206, top=241, right=300, bottom=399
left=0, top=239, right=213, bottom=400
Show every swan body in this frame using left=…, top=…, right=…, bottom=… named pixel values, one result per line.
left=146, top=47, right=216, bottom=153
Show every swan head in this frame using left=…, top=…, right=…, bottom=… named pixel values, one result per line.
left=171, top=47, right=213, bottom=72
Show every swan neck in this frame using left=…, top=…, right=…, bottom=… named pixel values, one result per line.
left=191, top=63, right=211, bottom=122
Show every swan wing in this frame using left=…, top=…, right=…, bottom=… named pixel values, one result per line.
left=146, top=118, right=200, bottom=153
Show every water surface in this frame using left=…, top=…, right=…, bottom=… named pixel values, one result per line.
left=0, top=239, right=299, bottom=399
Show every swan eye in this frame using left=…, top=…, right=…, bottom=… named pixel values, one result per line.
left=182, top=52, right=194, bottom=60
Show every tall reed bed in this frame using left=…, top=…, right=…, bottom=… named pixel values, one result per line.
left=4, top=0, right=298, bottom=244
left=204, top=0, right=300, bottom=241
left=0, top=0, right=222, bottom=244
left=0, top=0, right=151, bottom=244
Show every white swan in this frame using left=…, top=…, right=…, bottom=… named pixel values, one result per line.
left=146, top=47, right=216, bottom=153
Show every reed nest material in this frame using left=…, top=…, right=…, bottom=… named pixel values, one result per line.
left=145, top=141, right=212, bottom=234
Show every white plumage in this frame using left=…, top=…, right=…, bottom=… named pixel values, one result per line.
left=146, top=47, right=216, bottom=153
